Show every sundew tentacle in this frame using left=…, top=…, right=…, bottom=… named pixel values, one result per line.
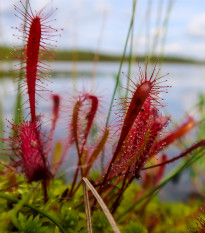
left=46, top=94, right=61, bottom=153
left=13, top=1, right=59, bottom=122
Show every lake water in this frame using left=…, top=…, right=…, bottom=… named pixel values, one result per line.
left=1, top=61, right=205, bottom=201
left=2, top=61, right=205, bottom=120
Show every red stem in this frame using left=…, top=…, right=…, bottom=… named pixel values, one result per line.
left=143, top=139, right=205, bottom=170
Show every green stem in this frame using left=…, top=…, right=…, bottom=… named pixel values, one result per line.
left=106, top=0, right=137, bottom=127
left=158, top=0, right=174, bottom=65
left=13, top=0, right=29, bottom=124
left=125, top=0, right=135, bottom=99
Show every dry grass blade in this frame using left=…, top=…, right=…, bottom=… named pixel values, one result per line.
left=83, top=181, right=93, bottom=233
left=82, top=177, right=121, bottom=233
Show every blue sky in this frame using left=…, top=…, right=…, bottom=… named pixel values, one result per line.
left=1, top=0, right=205, bottom=59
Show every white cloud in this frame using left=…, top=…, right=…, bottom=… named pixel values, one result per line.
left=164, top=43, right=181, bottom=54
left=188, top=13, right=205, bottom=37
left=93, top=1, right=112, bottom=14
left=151, top=26, right=165, bottom=38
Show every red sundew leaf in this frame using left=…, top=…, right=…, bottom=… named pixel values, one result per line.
left=142, top=154, right=167, bottom=188
left=108, top=99, right=153, bottom=179
left=115, top=81, right=152, bottom=156
left=152, top=116, right=195, bottom=154
left=107, top=101, right=168, bottom=180
left=71, top=94, right=99, bottom=158
left=134, top=115, right=168, bottom=177
left=13, top=1, right=59, bottom=122
left=46, top=94, right=61, bottom=153
left=103, top=61, right=169, bottom=182
left=26, top=17, right=41, bottom=122
left=52, top=94, right=60, bottom=121
left=6, top=120, right=51, bottom=183
left=68, top=93, right=99, bottom=195
left=72, top=100, right=81, bottom=157
left=83, top=95, right=99, bottom=148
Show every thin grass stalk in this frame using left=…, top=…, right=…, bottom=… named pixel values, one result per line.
left=91, top=11, right=107, bottom=90
left=133, top=0, right=151, bottom=56
left=125, top=0, right=136, bottom=99
left=71, top=20, right=78, bottom=93
left=144, top=0, right=152, bottom=57
left=158, top=0, right=174, bottom=65
left=83, top=181, right=93, bottom=233
left=106, top=0, right=137, bottom=127
left=82, top=178, right=121, bottom=233
left=149, top=0, right=164, bottom=61
left=13, top=0, right=29, bottom=124
left=117, top=147, right=205, bottom=221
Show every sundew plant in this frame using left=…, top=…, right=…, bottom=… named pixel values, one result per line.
left=1, top=1, right=205, bottom=232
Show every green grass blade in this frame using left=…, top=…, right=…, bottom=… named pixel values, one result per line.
left=125, top=0, right=136, bottom=99
left=149, top=0, right=164, bottom=60
left=106, top=0, right=137, bottom=127
left=158, top=0, right=174, bottom=65
left=13, top=0, right=29, bottom=124
left=0, top=192, right=65, bottom=233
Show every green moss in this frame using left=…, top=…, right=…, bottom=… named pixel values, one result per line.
left=122, top=221, right=148, bottom=233
left=16, top=213, right=48, bottom=233
left=92, top=210, right=112, bottom=233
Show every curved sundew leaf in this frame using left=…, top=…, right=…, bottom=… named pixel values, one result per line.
left=13, top=1, right=58, bottom=122
left=72, top=100, right=81, bottom=157
left=103, top=62, right=169, bottom=183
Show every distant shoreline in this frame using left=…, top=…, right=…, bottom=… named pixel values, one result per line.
left=0, top=46, right=203, bottom=64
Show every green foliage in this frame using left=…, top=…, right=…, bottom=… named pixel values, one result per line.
left=92, top=210, right=112, bottom=233
left=59, top=207, right=78, bottom=233
left=122, top=221, right=148, bottom=233
left=15, top=213, right=48, bottom=233
left=0, top=172, right=203, bottom=232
